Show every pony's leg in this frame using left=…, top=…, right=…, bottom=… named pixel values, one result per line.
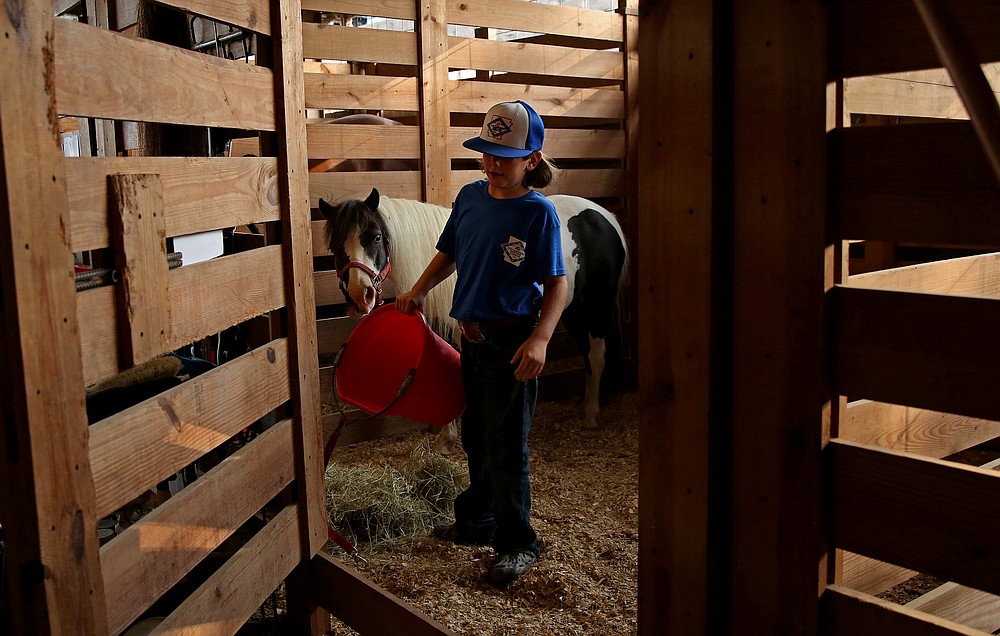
left=433, top=419, right=459, bottom=454
left=583, top=335, right=606, bottom=428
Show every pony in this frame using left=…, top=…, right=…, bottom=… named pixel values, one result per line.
left=320, top=188, right=628, bottom=451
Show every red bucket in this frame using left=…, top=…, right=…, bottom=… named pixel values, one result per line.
left=334, top=305, right=463, bottom=427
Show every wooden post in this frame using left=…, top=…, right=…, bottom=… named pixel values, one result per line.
left=730, top=0, right=828, bottom=632
left=637, top=2, right=715, bottom=633
left=620, top=0, right=639, bottom=389
left=0, top=0, right=107, bottom=633
left=417, top=0, right=451, bottom=206
left=270, top=0, right=327, bottom=631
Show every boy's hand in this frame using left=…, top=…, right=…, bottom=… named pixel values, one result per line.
left=511, top=335, right=548, bottom=381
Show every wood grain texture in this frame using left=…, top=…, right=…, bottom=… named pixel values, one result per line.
left=89, top=340, right=291, bottom=518
left=55, top=19, right=276, bottom=129
left=67, top=157, right=280, bottom=253
left=834, top=286, right=1000, bottom=421
left=831, top=122, right=1000, bottom=246
left=100, top=419, right=296, bottom=634
left=828, top=440, right=1000, bottom=597
left=155, top=0, right=272, bottom=35
left=153, top=505, right=303, bottom=634
left=821, top=585, right=986, bottom=636
left=0, top=0, right=107, bottom=631
left=109, top=174, right=172, bottom=367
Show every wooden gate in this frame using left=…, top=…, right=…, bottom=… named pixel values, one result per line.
left=0, top=0, right=453, bottom=633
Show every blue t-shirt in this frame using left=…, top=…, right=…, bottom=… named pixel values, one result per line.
left=437, top=181, right=565, bottom=322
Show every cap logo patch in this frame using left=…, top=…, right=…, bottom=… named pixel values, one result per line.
left=486, top=115, right=514, bottom=141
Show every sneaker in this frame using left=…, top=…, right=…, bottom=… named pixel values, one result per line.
left=432, top=523, right=492, bottom=547
left=490, top=551, right=536, bottom=586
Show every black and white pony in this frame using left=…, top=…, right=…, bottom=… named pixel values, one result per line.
left=320, top=188, right=627, bottom=450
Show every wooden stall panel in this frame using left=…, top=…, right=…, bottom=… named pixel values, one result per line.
left=100, top=419, right=296, bottom=634
left=3, top=0, right=331, bottom=632
left=78, top=247, right=286, bottom=386
left=55, top=19, right=276, bottom=130
left=89, top=340, right=291, bottom=518
left=831, top=122, right=1000, bottom=246
left=834, top=286, right=1000, bottom=422
left=843, top=64, right=1000, bottom=121
left=67, top=157, right=280, bottom=253
left=827, top=439, right=1000, bottom=599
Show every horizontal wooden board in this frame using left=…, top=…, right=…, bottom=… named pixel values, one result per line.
left=447, top=36, right=623, bottom=81
left=154, top=504, right=302, bottom=635
left=156, top=0, right=272, bottom=35
left=78, top=247, right=287, bottom=385
left=907, top=581, right=1000, bottom=633
left=844, top=64, right=1000, bottom=120
left=834, top=286, right=1000, bottom=421
left=302, top=0, right=415, bottom=20
left=304, top=74, right=420, bottom=111
left=317, top=315, right=362, bottom=355
left=847, top=252, right=1000, bottom=297
left=448, top=79, right=625, bottom=119
left=842, top=552, right=917, bottom=596
left=832, top=122, right=1000, bottom=246
left=827, top=439, right=1000, bottom=597
left=844, top=76, right=967, bottom=120
left=89, top=340, right=291, bottom=518
left=315, top=270, right=342, bottom=307
left=821, top=585, right=985, bottom=636
left=833, top=0, right=1000, bottom=79
left=450, top=127, right=625, bottom=159
left=303, top=74, right=624, bottom=120
left=67, top=157, right=280, bottom=252
left=302, top=23, right=417, bottom=64
left=307, top=122, right=421, bottom=159
left=101, top=419, right=296, bottom=634
left=842, top=399, right=1000, bottom=459
left=446, top=0, right=622, bottom=42
left=310, top=171, right=424, bottom=206
left=55, top=19, right=275, bottom=130
left=309, top=552, right=456, bottom=635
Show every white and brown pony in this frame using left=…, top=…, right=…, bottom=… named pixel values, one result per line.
left=320, top=188, right=628, bottom=450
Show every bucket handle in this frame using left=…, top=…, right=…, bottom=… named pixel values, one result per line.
left=329, top=343, right=418, bottom=421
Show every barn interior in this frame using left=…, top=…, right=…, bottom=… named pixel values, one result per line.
left=2, top=0, right=1000, bottom=634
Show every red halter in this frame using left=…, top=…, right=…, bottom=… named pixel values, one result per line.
left=336, top=240, right=392, bottom=309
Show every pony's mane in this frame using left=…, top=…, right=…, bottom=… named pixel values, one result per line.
left=376, top=197, right=457, bottom=344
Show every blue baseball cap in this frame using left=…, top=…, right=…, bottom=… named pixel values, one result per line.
left=463, top=100, right=545, bottom=158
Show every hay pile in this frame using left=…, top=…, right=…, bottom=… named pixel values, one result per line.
left=323, top=393, right=639, bottom=635
left=325, top=442, right=467, bottom=547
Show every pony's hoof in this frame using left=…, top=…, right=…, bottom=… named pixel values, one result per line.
left=582, top=415, right=600, bottom=429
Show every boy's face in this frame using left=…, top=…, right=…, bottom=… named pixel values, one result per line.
left=482, top=152, right=541, bottom=196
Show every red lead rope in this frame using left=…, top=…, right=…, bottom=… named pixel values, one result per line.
left=323, top=414, right=366, bottom=564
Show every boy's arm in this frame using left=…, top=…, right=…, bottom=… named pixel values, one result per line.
left=395, top=251, right=456, bottom=314
left=511, top=274, right=568, bottom=381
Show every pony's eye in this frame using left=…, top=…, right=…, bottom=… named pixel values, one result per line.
left=373, top=233, right=382, bottom=244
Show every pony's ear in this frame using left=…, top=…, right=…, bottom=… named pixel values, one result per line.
left=364, top=188, right=380, bottom=210
left=318, top=198, right=335, bottom=220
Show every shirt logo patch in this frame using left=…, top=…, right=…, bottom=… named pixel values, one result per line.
left=486, top=115, right=514, bottom=141
left=502, top=236, right=526, bottom=267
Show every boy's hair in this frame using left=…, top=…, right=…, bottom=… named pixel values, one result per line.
left=478, top=152, right=559, bottom=189
left=525, top=153, right=558, bottom=189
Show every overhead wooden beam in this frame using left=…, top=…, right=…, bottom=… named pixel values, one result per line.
left=912, top=0, right=1000, bottom=182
